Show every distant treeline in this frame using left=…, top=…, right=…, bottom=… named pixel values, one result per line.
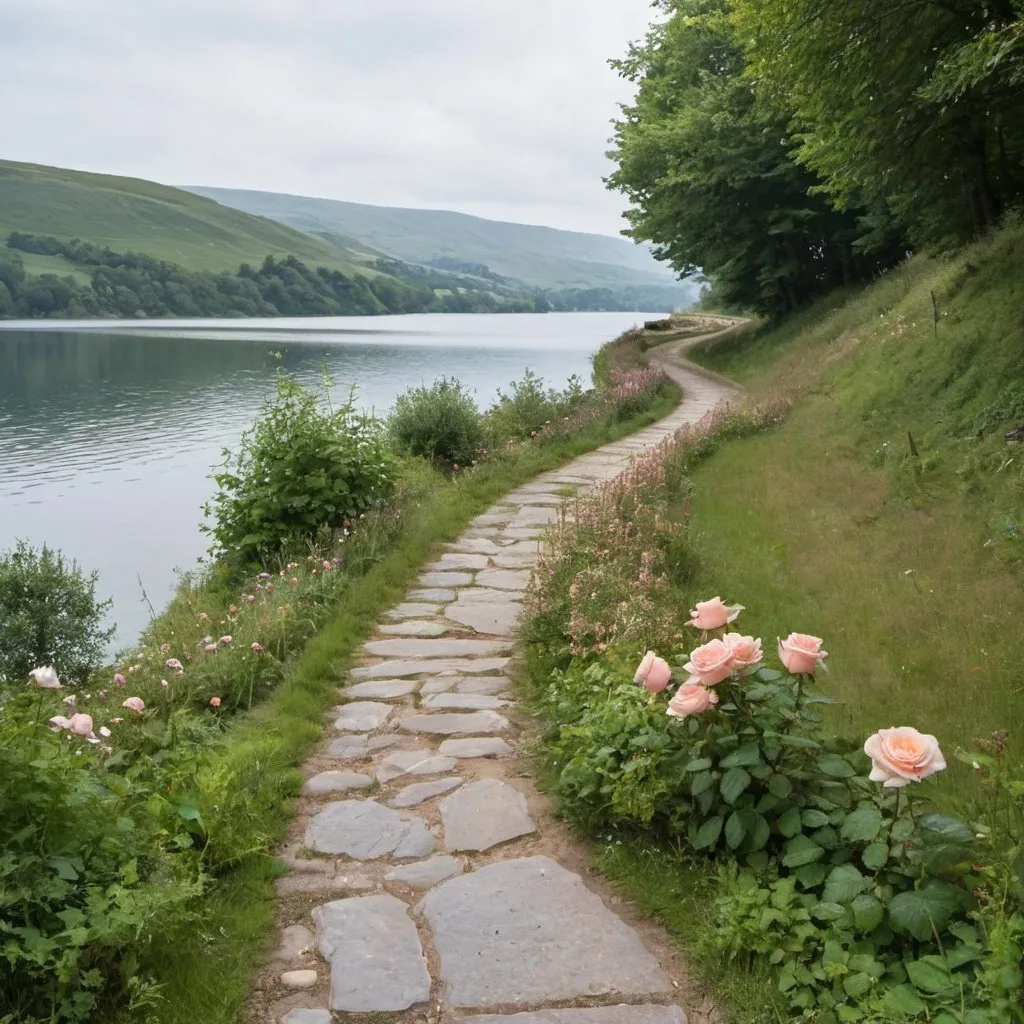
left=0, top=232, right=686, bottom=320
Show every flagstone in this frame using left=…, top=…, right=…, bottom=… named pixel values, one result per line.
left=305, top=800, right=434, bottom=859
left=399, top=711, right=509, bottom=735
left=333, top=701, right=393, bottom=732
left=363, top=637, right=511, bottom=659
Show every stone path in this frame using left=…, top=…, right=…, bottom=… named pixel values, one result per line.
left=256, top=322, right=743, bottom=1024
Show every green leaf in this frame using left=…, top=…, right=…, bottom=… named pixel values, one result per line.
left=767, top=773, right=793, bottom=798
left=777, top=805, right=803, bottom=837
left=794, top=863, right=827, bottom=888
left=905, top=956, right=954, bottom=994
left=693, top=815, right=724, bottom=850
left=851, top=893, right=884, bottom=932
left=883, top=984, right=927, bottom=1015
left=778, top=734, right=822, bottom=750
left=810, top=901, right=847, bottom=922
left=721, top=743, right=763, bottom=768
left=823, top=864, right=867, bottom=904
left=720, top=767, right=752, bottom=805
left=841, top=806, right=883, bottom=843
left=889, top=883, right=963, bottom=941
left=757, top=668, right=782, bottom=681
left=801, top=809, right=830, bottom=828
left=842, top=972, right=875, bottom=999
left=725, top=812, right=747, bottom=850
left=862, top=842, right=889, bottom=871
left=817, top=754, right=857, bottom=778
left=685, top=758, right=713, bottom=772
left=782, top=834, right=825, bottom=868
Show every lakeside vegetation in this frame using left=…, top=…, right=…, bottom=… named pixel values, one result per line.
left=0, top=329, right=678, bottom=1023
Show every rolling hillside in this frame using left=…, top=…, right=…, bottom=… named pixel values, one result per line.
left=0, top=160, right=380, bottom=275
left=186, top=185, right=696, bottom=298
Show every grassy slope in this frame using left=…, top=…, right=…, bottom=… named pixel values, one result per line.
left=685, top=222, right=1024, bottom=777
left=188, top=185, right=699, bottom=298
left=136, top=387, right=682, bottom=1024
left=0, top=160, right=377, bottom=275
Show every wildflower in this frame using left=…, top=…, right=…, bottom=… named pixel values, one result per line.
left=109, top=717, right=123, bottom=725
left=205, top=643, right=217, bottom=653
left=243, top=594, right=256, bottom=603
left=778, top=633, right=828, bottom=675
left=864, top=727, right=946, bottom=788
left=210, top=696, right=221, bottom=708
left=160, top=643, right=171, bottom=653
left=228, top=604, right=238, bottom=614
left=251, top=642, right=264, bottom=654
left=113, top=672, right=126, bottom=687
left=100, top=745, right=114, bottom=755
left=290, top=577, right=299, bottom=586
left=48, top=715, right=72, bottom=732
left=196, top=612, right=209, bottom=622
left=165, top=658, right=183, bottom=671
left=667, top=684, right=719, bottom=719
left=258, top=572, right=271, bottom=580
left=161, top=679, right=169, bottom=688
left=200, top=635, right=213, bottom=645
left=122, top=697, right=145, bottom=713
left=323, top=560, right=332, bottom=571
left=99, top=726, right=111, bottom=738
left=219, top=635, right=232, bottom=645
left=62, top=694, right=77, bottom=707
left=265, top=582, right=274, bottom=592
left=688, top=597, right=743, bottom=631
left=634, top=651, right=672, bottom=694
left=29, top=666, right=61, bottom=689
left=68, top=713, right=94, bottom=737
left=97, top=689, right=108, bottom=699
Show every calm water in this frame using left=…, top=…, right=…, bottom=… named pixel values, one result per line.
left=0, top=312, right=650, bottom=651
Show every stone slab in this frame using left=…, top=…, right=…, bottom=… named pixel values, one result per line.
left=326, top=734, right=398, bottom=759
left=438, top=737, right=514, bottom=758
left=440, top=779, right=536, bottom=852
left=428, top=553, right=491, bottom=570
left=386, top=855, right=466, bottom=889
left=305, top=800, right=435, bottom=859
left=333, top=701, right=393, bottom=732
left=459, top=1009, right=687, bottom=1024
left=409, top=588, right=458, bottom=602
left=419, top=856, right=674, bottom=1007
left=417, top=571, right=474, bottom=588
left=490, top=553, right=538, bottom=569
left=420, top=674, right=458, bottom=694
left=363, top=637, right=512, bottom=658
left=448, top=538, right=502, bottom=555
left=302, top=770, right=374, bottom=795
left=269, top=923, right=315, bottom=961
left=507, top=507, right=558, bottom=528
left=445, top=601, right=521, bottom=635
left=377, top=620, right=450, bottom=637
left=452, top=587, right=523, bottom=604
left=389, top=776, right=463, bottom=808
left=474, top=569, right=531, bottom=591
left=400, top=711, right=509, bottom=735
left=500, top=528, right=544, bottom=540
left=314, top=894, right=430, bottom=1012
left=282, top=1011, right=332, bottom=1024
left=351, top=657, right=510, bottom=679
left=422, top=693, right=508, bottom=710
left=456, top=677, right=513, bottom=695
left=386, top=602, right=442, bottom=619
left=375, top=748, right=458, bottom=781
left=345, top=679, right=419, bottom=700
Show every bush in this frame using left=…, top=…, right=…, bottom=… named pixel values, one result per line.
left=483, top=369, right=587, bottom=443
left=203, top=371, right=394, bottom=566
left=388, top=376, right=483, bottom=467
left=0, top=541, right=115, bottom=685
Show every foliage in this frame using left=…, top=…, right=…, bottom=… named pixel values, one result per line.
left=483, top=369, right=588, bottom=443
left=388, top=376, right=484, bottom=468
left=0, top=541, right=115, bottom=686
left=202, top=370, right=394, bottom=567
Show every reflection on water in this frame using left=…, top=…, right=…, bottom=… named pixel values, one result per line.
left=0, top=311, right=648, bottom=650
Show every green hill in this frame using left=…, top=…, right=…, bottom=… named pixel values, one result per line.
left=186, top=185, right=696, bottom=299
left=0, top=160, right=380, bottom=275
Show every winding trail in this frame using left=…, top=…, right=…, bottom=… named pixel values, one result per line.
left=253, top=319, right=745, bottom=1024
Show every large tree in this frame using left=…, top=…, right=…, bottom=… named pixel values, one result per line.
left=606, top=0, right=898, bottom=317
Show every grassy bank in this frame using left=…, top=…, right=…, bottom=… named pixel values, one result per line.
left=520, top=222, right=1024, bottom=1024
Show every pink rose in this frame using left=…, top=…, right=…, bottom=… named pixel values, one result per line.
left=122, top=697, right=145, bottom=713
left=210, top=696, right=221, bottom=708
left=864, top=727, right=946, bottom=788
left=778, top=633, right=828, bottom=674
left=724, top=633, right=763, bottom=669
left=688, top=596, right=744, bottom=631
left=633, top=651, right=672, bottom=693
left=67, top=713, right=94, bottom=737
left=667, top=684, right=719, bottom=719
left=683, top=638, right=735, bottom=686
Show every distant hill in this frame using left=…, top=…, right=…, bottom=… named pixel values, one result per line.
left=186, top=186, right=696, bottom=301
left=0, top=160, right=381, bottom=275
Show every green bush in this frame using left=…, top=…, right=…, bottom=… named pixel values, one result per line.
left=203, top=371, right=394, bottom=566
left=388, top=376, right=483, bottom=467
left=0, top=541, right=115, bottom=686
left=482, top=369, right=587, bottom=443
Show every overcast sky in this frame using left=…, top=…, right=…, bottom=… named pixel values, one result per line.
left=0, top=1, right=659, bottom=236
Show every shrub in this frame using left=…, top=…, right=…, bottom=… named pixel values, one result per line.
left=0, top=540, right=115, bottom=685
left=388, top=376, right=483, bottom=467
left=483, top=369, right=587, bottom=443
left=203, top=371, right=394, bottom=566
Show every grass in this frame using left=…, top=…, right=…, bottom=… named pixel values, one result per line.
left=134, top=385, right=682, bottom=1024
left=13, top=250, right=92, bottom=284
left=0, top=159, right=373, bottom=275
left=684, top=220, right=1024, bottom=779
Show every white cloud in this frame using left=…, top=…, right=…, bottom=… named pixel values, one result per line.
left=0, top=0, right=657, bottom=234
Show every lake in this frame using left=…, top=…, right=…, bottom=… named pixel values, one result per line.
left=0, top=311, right=650, bottom=652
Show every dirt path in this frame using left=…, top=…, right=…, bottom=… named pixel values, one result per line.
left=251, top=319, right=743, bottom=1024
